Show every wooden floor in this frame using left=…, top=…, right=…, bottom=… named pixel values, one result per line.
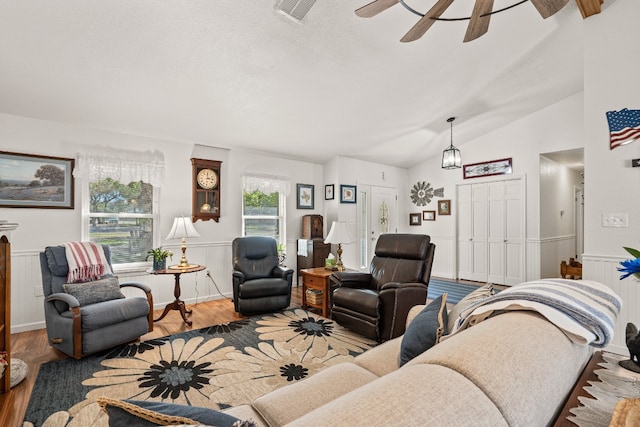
left=7, top=288, right=304, bottom=427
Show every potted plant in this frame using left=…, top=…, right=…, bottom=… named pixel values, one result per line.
left=146, top=247, right=173, bottom=271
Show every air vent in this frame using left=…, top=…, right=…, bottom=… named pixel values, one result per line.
left=275, top=0, right=317, bottom=23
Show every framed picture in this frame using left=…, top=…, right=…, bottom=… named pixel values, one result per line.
left=325, top=184, right=334, bottom=200
left=340, top=185, right=357, bottom=203
left=0, top=151, right=74, bottom=209
left=296, top=183, right=314, bottom=209
left=438, top=200, right=451, bottom=216
left=463, top=158, right=513, bottom=179
left=422, top=210, right=436, bottom=221
left=409, top=213, right=422, bottom=226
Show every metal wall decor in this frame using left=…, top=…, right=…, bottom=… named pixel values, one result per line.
left=410, top=181, right=433, bottom=206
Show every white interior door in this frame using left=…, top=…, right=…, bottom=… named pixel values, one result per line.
left=369, top=186, right=397, bottom=261
left=471, top=183, right=489, bottom=282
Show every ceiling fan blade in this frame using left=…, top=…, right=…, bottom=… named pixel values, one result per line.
left=355, top=0, right=400, bottom=18
left=400, top=0, right=455, bottom=43
left=529, top=0, right=570, bottom=19
left=463, top=0, right=494, bottom=43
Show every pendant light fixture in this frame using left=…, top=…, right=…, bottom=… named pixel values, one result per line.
left=442, top=117, right=461, bottom=170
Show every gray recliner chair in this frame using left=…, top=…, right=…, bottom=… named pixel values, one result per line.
left=40, top=245, right=153, bottom=359
left=232, top=236, right=294, bottom=315
left=330, top=233, right=435, bottom=342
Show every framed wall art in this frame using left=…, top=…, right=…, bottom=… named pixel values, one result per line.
left=409, top=213, right=422, bottom=226
left=438, top=200, right=451, bottom=216
left=422, top=210, right=435, bottom=221
left=325, top=184, right=334, bottom=200
left=296, top=183, right=314, bottom=209
left=340, top=185, right=356, bottom=203
left=0, top=151, right=74, bottom=209
left=463, top=158, right=513, bottom=179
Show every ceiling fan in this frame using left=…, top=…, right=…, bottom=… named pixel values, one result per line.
left=355, top=0, right=570, bottom=43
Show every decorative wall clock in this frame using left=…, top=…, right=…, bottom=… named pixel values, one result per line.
left=191, top=158, right=221, bottom=222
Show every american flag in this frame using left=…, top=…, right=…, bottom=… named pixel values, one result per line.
left=606, top=108, right=640, bottom=149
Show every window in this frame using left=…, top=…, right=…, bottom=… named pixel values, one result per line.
left=241, top=175, right=289, bottom=245
left=88, top=178, right=156, bottom=266
left=76, top=151, right=165, bottom=270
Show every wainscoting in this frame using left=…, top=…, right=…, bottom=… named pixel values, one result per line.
left=583, top=254, right=637, bottom=356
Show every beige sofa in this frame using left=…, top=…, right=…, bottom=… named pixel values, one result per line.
left=223, top=306, right=593, bottom=427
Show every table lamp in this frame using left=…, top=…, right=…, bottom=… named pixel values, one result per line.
left=166, top=216, right=200, bottom=269
left=324, top=221, right=354, bottom=272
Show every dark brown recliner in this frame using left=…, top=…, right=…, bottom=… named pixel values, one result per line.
left=330, top=234, right=435, bottom=342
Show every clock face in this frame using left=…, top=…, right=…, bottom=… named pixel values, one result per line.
left=197, top=168, right=218, bottom=189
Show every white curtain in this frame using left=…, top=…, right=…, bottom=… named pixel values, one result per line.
left=242, top=174, right=291, bottom=196
left=74, top=150, right=165, bottom=187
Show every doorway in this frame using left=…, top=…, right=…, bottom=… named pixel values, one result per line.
left=357, top=185, right=398, bottom=270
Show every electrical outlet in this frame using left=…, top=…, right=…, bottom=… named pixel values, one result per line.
left=602, top=213, right=628, bottom=228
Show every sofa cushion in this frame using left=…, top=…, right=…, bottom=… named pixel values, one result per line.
left=97, top=397, right=254, bottom=427
left=285, top=364, right=508, bottom=427
left=253, top=362, right=378, bottom=427
left=408, top=311, right=592, bottom=427
left=399, top=293, right=448, bottom=366
left=446, top=283, right=495, bottom=333
left=63, top=276, right=125, bottom=306
left=354, top=336, right=402, bottom=377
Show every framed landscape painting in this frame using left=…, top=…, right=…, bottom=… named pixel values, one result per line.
left=0, top=151, right=74, bottom=209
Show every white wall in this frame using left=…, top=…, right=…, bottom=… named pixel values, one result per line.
left=582, top=0, right=640, bottom=355
left=0, top=112, right=328, bottom=332
left=407, top=92, right=584, bottom=280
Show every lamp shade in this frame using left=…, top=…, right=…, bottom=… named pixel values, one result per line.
left=166, top=216, right=201, bottom=240
left=324, top=221, right=354, bottom=245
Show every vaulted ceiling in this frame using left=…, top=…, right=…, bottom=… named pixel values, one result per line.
left=0, top=1, right=603, bottom=168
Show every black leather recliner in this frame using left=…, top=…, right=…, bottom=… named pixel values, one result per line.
left=330, top=234, right=435, bottom=342
left=232, top=236, right=294, bottom=315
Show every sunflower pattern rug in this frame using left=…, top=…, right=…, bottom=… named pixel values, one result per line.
left=23, top=308, right=376, bottom=427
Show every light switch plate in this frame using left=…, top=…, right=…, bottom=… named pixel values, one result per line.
left=602, top=213, right=629, bottom=228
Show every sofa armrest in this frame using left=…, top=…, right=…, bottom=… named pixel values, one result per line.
left=232, top=271, right=245, bottom=284
left=380, top=282, right=426, bottom=291
left=330, top=272, right=373, bottom=289
left=46, top=292, right=80, bottom=310
left=120, top=281, right=152, bottom=294
left=378, top=284, right=428, bottom=340
left=272, top=265, right=294, bottom=280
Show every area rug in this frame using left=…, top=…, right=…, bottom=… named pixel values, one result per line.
left=427, top=278, right=480, bottom=304
left=567, top=352, right=640, bottom=426
left=23, top=308, right=376, bottom=427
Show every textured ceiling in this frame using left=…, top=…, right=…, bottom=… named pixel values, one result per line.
left=0, top=0, right=586, bottom=168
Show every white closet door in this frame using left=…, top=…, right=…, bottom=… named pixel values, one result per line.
left=488, top=181, right=505, bottom=284
left=456, top=177, right=524, bottom=285
left=504, top=179, right=524, bottom=285
left=470, top=183, right=488, bottom=282
left=457, top=185, right=473, bottom=280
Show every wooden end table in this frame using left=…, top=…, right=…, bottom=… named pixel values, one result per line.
left=300, top=267, right=337, bottom=318
left=151, top=264, right=205, bottom=326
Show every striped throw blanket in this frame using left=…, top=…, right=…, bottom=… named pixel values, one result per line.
left=64, top=242, right=112, bottom=283
left=447, top=279, right=622, bottom=348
